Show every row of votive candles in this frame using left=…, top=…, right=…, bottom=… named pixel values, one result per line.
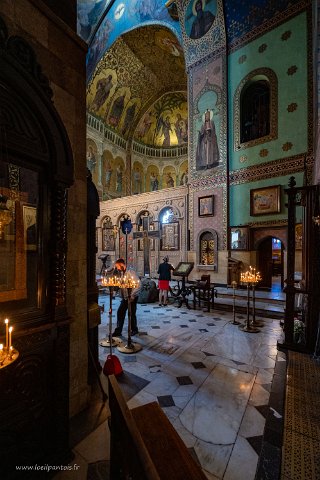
left=240, top=266, right=262, bottom=283
left=101, top=274, right=138, bottom=289
left=0, top=318, right=14, bottom=354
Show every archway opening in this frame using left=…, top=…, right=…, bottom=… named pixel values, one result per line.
left=257, top=236, right=284, bottom=291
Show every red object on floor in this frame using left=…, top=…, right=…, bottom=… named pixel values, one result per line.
left=103, top=354, right=123, bottom=376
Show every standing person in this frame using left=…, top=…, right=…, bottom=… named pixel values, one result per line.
left=112, top=258, right=141, bottom=337
left=158, top=256, right=174, bottom=306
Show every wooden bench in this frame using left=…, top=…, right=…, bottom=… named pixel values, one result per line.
left=108, top=374, right=207, bottom=480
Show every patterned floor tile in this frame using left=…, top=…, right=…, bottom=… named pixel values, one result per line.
left=176, top=376, right=193, bottom=385
left=157, top=395, right=175, bottom=407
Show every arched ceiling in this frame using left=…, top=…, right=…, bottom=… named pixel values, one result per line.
left=86, top=24, right=187, bottom=146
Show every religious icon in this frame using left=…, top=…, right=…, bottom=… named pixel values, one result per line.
left=196, top=109, right=219, bottom=170
left=185, top=0, right=217, bottom=40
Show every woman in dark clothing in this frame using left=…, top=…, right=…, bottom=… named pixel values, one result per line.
left=157, top=256, right=174, bottom=306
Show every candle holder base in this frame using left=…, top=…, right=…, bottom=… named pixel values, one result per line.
left=99, top=337, right=121, bottom=347
left=239, top=324, right=260, bottom=333
left=251, top=320, right=264, bottom=328
left=117, top=342, right=142, bottom=354
left=0, top=349, right=19, bottom=369
left=231, top=319, right=241, bottom=325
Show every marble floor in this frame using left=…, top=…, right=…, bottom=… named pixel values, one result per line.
left=55, top=293, right=285, bottom=480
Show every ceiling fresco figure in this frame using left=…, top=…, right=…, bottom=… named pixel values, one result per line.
left=91, top=74, right=113, bottom=112
left=109, top=94, right=126, bottom=128
left=122, top=103, right=137, bottom=136
left=175, top=113, right=188, bottom=145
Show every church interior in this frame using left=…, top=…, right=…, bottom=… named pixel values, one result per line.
left=0, top=0, right=320, bottom=479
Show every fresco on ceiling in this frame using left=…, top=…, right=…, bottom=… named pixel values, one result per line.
left=134, top=92, right=188, bottom=147
left=224, top=0, right=302, bottom=45
left=77, top=0, right=112, bottom=42
left=102, top=152, right=126, bottom=199
left=86, top=0, right=181, bottom=80
left=86, top=15, right=114, bottom=79
left=195, top=90, right=220, bottom=170
left=185, top=0, right=217, bottom=40
left=132, top=162, right=144, bottom=194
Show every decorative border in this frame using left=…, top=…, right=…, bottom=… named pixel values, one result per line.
left=229, top=154, right=313, bottom=185
left=233, top=68, right=278, bottom=151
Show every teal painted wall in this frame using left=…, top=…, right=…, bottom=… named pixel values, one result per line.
left=228, top=12, right=308, bottom=171
left=229, top=172, right=304, bottom=226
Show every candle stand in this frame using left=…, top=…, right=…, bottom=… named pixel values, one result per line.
left=230, top=281, right=240, bottom=325
left=117, top=273, right=142, bottom=354
left=100, top=275, right=122, bottom=348
left=239, top=267, right=261, bottom=333
left=251, top=281, right=264, bottom=328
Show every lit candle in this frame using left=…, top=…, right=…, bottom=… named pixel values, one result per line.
left=0, top=344, right=3, bottom=357
left=9, top=326, right=12, bottom=350
left=4, top=319, right=9, bottom=351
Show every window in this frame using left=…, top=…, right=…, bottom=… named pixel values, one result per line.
left=234, top=68, right=278, bottom=150
left=159, top=207, right=179, bottom=251
left=240, top=80, right=270, bottom=143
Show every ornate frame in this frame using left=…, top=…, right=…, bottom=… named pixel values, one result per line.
left=198, top=195, right=214, bottom=217
left=233, top=68, right=278, bottom=151
left=250, top=185, right=281, bottom=216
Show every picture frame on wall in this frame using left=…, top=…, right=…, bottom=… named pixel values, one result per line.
left=250, top=185, right=281, bottom=216
left=23, top=205, right=37, bottom=251
left=230, top=226, right=249, bottom=250
left=198, top=195, right=214, bottom=217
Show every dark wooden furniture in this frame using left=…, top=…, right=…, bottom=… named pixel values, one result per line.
left=191, top=275, right=217, bottom=312
left=108, top=374, right=207, bottom=480
left=0, top=17, right=73, bottom=477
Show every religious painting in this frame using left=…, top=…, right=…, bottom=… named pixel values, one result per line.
left=23, top=205, right=37, bottom=251
left=195, top=91, right=220, bottom=171
left=102, top=228, right=115, bottom=251
left=161, top=222, right=179, bottom=251
left=86, top=140, right=98, bottom=176
left=250, top=185, right=281, bottom=216
left=132, top=162, right=144, bottom=194
left=89, top=72, right=115, bottom=115
left=185, top=0, right=217, bottom=40
left=295, top=223, right=302, bottom=250
left=138, top=238, right=155, bottom=251
left=230, top=226, right=249, bottom=251
left=163, top=166, right=176, bottom=189
left=179, top=161, right=188, bottom=186
left=198, top=195, right=214, bottom=217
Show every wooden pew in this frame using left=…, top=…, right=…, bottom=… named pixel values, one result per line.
left=108, top=374, right=207, bottom=480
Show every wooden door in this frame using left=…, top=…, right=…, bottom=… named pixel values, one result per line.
left=257, top=237, right=273, bottom=289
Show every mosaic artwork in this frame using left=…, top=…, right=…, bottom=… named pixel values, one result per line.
left=185, top=0, right=217, bottom=40
left=86, top=0, right=181, bottom=79
left=77, top=0, right=112, bottom=42
left=135, top=92, right=188, bottom=147
left=87, top=26, right=187, bottom=142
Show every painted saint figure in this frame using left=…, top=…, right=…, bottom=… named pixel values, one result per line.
left=190, top=0, right=215, bottom=40
left=133, top=168, right=141, bottom=194
left=87, top=145, right=96, bottom=173
left=105, top=162, right=112, bottom=187
left=109, top=94, right=125, bottom=128
left=161, top=116, right=172, bottom=147
left=175, top=113, right=188, bottom=145
left=116, top=165, right=123, bottom=193
left=91, top=75, right=113, bottom=113
left=166, top=172, right=174, bottom=188
left=196, top=109, right=219, bottom=170
left=150, top=172, right=159, bottom=191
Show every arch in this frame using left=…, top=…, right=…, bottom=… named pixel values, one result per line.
left=234, top=68, right=278, bottom=150
left=196, top=229, right=218, bottom=268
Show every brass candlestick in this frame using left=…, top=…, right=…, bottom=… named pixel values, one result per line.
left=239, top=267, right=261, bottom=333
left=231, top=281, right=240, bottom=325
